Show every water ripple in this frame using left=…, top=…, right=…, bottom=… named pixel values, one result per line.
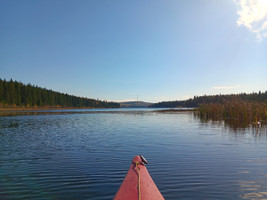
left=1, top=111, right=267, bottom=199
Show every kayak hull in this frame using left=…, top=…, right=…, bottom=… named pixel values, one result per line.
left=114, top=155, right=165, bottom=200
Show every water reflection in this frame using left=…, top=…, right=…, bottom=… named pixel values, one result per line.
left=238, top=177, right=267, bottom=199
left=235, top=155, right=267, bottom=200
left=194, top=112, right=267, bottom=135
left=0, top=120, right=19, bottom=129
left=1, top=110, right=267, bottom=199
left=241, top=192, right=267, bottom=199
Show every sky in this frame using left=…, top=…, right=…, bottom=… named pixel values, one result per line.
left=1, top=0, right=267, bottom=103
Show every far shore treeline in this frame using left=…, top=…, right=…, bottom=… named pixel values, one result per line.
left=0, top=79, right=120, bottom=108
left=149, top=92, right=267, bottom=108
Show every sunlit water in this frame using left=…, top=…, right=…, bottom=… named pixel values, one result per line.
left=0, top=109, right=267, bottom=200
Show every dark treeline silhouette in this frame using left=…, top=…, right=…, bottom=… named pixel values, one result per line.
left=0, top=79, right=120, bottom=108
left=150, top=91, right=267, bottom=108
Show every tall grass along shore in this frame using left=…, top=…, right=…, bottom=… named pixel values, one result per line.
left=197, top=100, right=267, bottom=128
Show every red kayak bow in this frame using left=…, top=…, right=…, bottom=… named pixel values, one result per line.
left=114, top=155, right=165, bottom=200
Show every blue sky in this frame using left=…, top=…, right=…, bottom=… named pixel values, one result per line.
left=1, top=0, right=267, bottom=103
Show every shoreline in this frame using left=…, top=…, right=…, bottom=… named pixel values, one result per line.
left=0, top=107, right=195, bottom=117
left=0, top=106, right=113, bottom=112
left=0, top=106, right=196, bottom=112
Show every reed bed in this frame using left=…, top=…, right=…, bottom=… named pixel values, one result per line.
left=197, top=100, right=267, bottom=127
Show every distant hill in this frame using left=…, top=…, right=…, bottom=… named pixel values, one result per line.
left=119, top=101, right=152, bottom=108
left=0, top=78, right=120, bottom=108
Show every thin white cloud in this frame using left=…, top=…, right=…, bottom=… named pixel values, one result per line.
left=234, top=0, right=267, bottom=41
left=212, top=85, right=240, bottom=90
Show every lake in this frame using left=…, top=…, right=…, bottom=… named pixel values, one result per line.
left=0, top=108, right=267, bottom=199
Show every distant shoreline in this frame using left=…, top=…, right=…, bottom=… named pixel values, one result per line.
left=0, top=107, right=195, bottom=117
left=0, top=106, right=195, bottom=112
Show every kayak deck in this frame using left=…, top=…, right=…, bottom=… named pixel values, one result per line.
left=114, top=155, right=165, bottom=200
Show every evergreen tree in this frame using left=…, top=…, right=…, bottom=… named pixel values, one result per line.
left=0, top=78, right=120, bottom=108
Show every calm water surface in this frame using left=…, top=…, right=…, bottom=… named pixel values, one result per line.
left=0, top=109, right=267, bottom=199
